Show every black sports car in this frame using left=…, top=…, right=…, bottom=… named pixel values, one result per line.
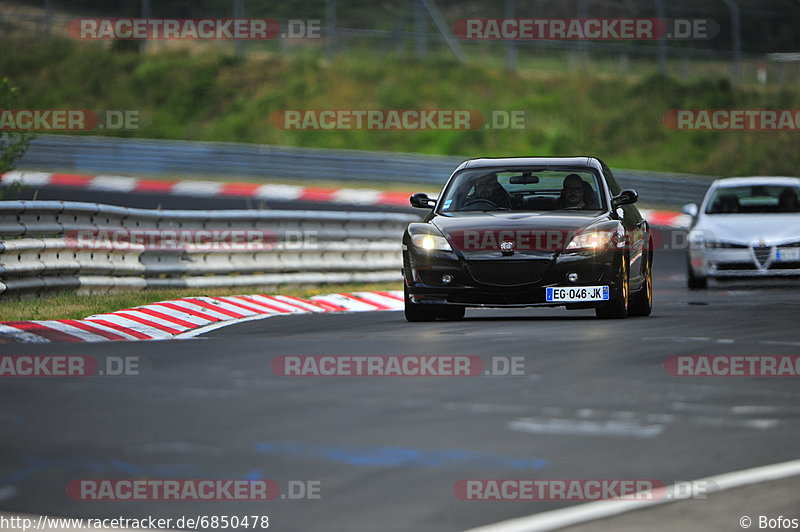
left=402, top=157, right=653, bottom=321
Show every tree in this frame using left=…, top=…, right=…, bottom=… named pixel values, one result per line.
left=0, top=77, right=35, bottom=198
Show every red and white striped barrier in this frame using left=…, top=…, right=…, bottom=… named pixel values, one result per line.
left=1, top=171, right=419, bottom=207
left=0, top=172, right=690, bottom=227
left=0, top=290, right=404, bottom=344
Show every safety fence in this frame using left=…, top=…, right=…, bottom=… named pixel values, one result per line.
left=0, top=200, right=417, bottom=297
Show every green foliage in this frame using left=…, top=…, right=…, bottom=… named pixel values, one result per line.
left=0, top=77, right=35, bottom=198
left=2, top=38, right=800, bottom=176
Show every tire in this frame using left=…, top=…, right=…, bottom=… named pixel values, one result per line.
left=404, top=286, right=465, bottom=322
left=629, top=246, right=653, bottom=317
left=686, top=255, right=708, bottom=289
left=404, top=286, right=436, bottom=322
left=437, top=305, right=466, bottom=320
left=596, top=257, right=629, bottom=319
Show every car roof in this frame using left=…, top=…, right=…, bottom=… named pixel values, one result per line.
left=455, top=156, right=602, bottom=171
left=711, top=176, right=800, bottom=188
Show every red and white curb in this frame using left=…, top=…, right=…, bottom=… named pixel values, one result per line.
left=0, top=171, right=689, bottom=226
left=0, top=171, right=421, bottom=207
left=639, top=208, right=690, bottom=229
left=0, top=290, right=403, bottom=344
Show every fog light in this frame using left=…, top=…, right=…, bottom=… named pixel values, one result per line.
left=567, top=273, right=579, bottom=282
left=442, top=274, right=454, bottom=284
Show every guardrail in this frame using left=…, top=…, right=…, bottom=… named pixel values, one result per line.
left=0, top=201, right=417, bottom=297
left=17, top=135, right=714, bottom=206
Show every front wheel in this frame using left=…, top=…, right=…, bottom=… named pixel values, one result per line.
left=686, top=256, right=708, bottom=289
left=629, top=247, right=653, bottom=317
left=596, top=257, right=628, bottom=319
left=404, top=286, right=465, bottom=322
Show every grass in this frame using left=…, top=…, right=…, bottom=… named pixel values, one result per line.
left=2, top=38, right=799, bottom=177
left=0, top=282, right=402, bottom=321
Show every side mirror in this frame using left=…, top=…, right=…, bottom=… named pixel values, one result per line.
left=612, top=189, right=638, bottom=208
left=682, top=203, right=699, bottom=217
left=410, top=193, right=437, bottom=209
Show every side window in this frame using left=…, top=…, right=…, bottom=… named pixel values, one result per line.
left=601, top=163, right=621, bottom=196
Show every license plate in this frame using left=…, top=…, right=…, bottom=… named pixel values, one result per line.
left=546, top=286, right=609, bottom=302
left=776, top=248, right=800, bottom=261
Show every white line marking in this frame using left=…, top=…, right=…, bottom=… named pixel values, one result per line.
left=170, top=180, right=223, bottom=196
left=85, top=314, right=167, bottom=339
left=0, top=324, right=51, bottom=343
left=89, top=175, right=139, bottom=192
left=464, top=457, right=800, bottom=532
left=253, top=183, right=304, bottom=201
left=175, top=312, right=279, bottom=338
left=2, top=171, right=52, bottom=186
left=332, top=188, right=382, bottom=205
left=68, top=319, right=142, bottom=340
left=508, top=417, right=665, bottom=439
left=35, top=320, right=109, bottom=342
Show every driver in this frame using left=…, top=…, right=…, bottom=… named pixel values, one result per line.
left=472, top=176, right=512, bottom=209
left=556, top=174, right=586, bottom=209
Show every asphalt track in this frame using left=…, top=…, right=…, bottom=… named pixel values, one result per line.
left=1, top=239, right=799, bottom=531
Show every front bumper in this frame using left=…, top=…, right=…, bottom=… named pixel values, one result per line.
left=403, top=246, right=624, bottom=307
left=689, top=246, right=800, bottom=279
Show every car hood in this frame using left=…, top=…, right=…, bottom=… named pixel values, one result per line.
left=431, top=211, right=610, bottom=256
left=694, top=214, right=800, bottom=245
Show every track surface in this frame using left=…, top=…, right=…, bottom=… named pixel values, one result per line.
left=1, top=244, right=799, bottom=531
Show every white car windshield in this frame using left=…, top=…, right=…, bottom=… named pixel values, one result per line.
left=438, top=168, right=605, bottom=213
left=705, top=184, right=800, bottom=214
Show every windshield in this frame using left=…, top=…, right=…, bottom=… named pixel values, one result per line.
left=705, top=184, right=800, bottom=214
left=438, top=168, right=605, bottom=213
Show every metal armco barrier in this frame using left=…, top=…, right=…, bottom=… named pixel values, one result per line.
left=0, top=201, right=418, bottom=297
left=17, top=135, right=714, bottom=206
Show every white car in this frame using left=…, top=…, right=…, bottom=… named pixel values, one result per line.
left=683, top=177, right=800, bottom=289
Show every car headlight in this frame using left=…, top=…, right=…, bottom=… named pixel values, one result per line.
left=411, top=233, right=452, bottom=251
left=566, top=229, right=620, bottom=250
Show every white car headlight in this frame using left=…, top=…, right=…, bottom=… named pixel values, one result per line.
left=411, top=233, right=452, bottom=251
left=566, top=229, right=619, bottom=250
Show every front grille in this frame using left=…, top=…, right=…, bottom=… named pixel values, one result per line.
left=717, top=262, right=758, bottom=271
left=752, top=246, right=772, bottom=267
left=466, top=260, right=549, bottom=286
left=770, top=262, right=800, bottom=270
